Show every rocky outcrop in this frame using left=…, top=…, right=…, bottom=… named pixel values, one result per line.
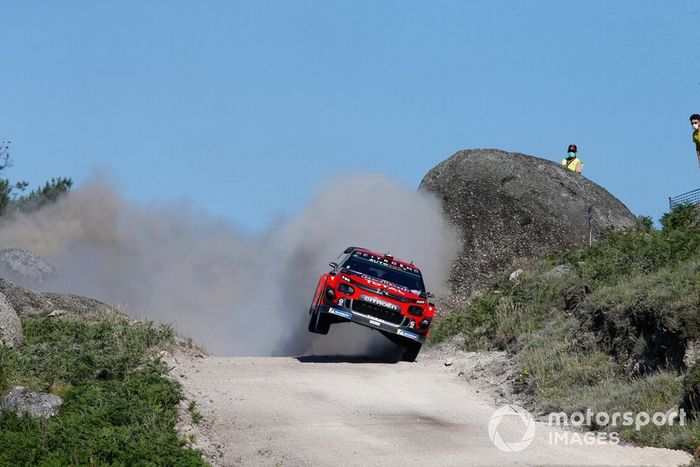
left=0, top=247, right=57, bottom=287
left=0, top=291, right=22, bottom=348
left=0, top=278, right=122, bottom=321
left=1, top=386, right=63, bottom=418
left=420, top=149, right=637, bottom=295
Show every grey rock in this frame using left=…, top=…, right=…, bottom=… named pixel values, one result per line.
left=420, top=149, right=636, bottom=295
left=2, top=386, right=63, bottom=418
left=508, top=269, right=525, bottom=283
left=685, top=339, right=700, bottom=368
left=0, top=248, right=58, bottom=286
left=0, top=291, right=22, bottom=348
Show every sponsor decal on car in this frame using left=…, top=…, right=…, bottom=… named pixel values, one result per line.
left=358, top=294, right=400, bottom=311
left=353, top=251, right=420, bottom=274
left=396, top=329, right=420, bottom=340
left=328, top=308, right=352, bottom=319
left=356, top=274, right=409, bottom=294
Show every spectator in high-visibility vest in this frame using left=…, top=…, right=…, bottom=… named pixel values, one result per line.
left=562, top=144, right=583, bottom=174
left=690, top=114, right=700, bottom=168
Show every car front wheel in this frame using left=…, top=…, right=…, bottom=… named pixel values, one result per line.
left=308, top=307, right=331, bottom=334
left=401, top=341, right=422, bottom=362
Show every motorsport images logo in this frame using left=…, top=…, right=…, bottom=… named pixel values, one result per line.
left=488, top=404, right=685, bottom=452
left=487, top=405, right=536, bottom=452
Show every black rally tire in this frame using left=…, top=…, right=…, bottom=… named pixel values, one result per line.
left=315, top=314, right=331, bottom=334
left=308, top=278, right=326, bottom=333
left=308, top=308, right=331, bottom=335
left=308, top=309, right=318, bottom=332
left=402, top=341, right=422, bottom=362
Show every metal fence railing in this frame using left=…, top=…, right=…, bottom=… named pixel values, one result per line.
left=669, top=188, right=700, bottom=209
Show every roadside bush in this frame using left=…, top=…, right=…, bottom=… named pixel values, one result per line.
left=0, top=316, right=204, bottom=465
left=430, top=292, right=499, bottom=350
left=577, top=260, right=700, bottom=374
left=6, top=316, right=175, bottom=393
left=563, top=206, right=700, bottom=286
left=515, top=317, right=618, bottom=403
left=565, top=371, right=692, bottom=449
left=432, top=266, right=582, bottom=351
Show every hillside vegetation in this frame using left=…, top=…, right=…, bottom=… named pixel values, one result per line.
left=432, top=204, right=700, bottom=452
left=0, top=315, right=205, bottom=465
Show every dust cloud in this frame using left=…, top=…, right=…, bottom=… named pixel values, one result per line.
left=0, top=174, right=460, bottom=356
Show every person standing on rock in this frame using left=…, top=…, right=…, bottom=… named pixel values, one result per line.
left=690, top=114, right=700, bottom=168
left=562, top=144, right=583, bottom=174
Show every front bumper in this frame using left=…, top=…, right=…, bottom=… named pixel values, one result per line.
left=317, top=304, right=426, bottom=344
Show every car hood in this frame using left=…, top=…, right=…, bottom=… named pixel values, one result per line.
left=341, top=270, right=424, bottom=301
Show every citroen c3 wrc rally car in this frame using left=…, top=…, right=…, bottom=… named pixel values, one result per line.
left=308, top=247, right=436, bottom=361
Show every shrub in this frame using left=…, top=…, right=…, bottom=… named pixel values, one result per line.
left=0, top=317, right=204, bottom=465
left=515, top=317, right=618, bottom=403
left=8, top=316, right=175, bottom=392
left=576, top=260, right=700, bottom=374
left=430, top=292, right=499, bottom=349
left=563, top=206, right=700, bottom=286
left=661, top=204, right=700, bottom=231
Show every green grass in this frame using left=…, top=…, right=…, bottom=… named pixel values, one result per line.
left=431, top=263, right=584, bottom=351
left=577, top=259, right=700, bottom=373
left=430, top=204, right=700, bottom=452
left=0, top=316, right=206, bottom=465
left=188, top=400, right=204, bottom=425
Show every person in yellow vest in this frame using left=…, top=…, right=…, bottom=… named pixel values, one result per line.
left=690, top=114, right=700, bottom=168
left=562, top=144, right=583, bottom=174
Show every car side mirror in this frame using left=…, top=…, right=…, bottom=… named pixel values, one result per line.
left=329, top=262, right=338, bottom=270
left=425, top=292, right=434, bottom=298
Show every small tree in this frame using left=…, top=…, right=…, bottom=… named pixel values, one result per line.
left=15, top=177, right=73, bottom=212
left=660, top=203, right=699, bottom=231
left=0, top=140, right=71, bottom=216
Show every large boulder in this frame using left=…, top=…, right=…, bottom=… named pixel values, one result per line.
left=1, top=386, right=63, bottom=418
left=0, top=291, right=22, bottom=348
left=419, top=149, right=637, bottom=295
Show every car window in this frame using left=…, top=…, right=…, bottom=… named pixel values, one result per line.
left=342, top=256, right=425, bottom=292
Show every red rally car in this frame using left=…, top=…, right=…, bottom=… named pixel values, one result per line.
left=308, top=247, right=435, bottom=361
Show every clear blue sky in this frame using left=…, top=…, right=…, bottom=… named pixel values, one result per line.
left=1, top=1, right=698, bottom=231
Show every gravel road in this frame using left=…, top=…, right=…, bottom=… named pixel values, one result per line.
left=171, top=350, right=692, bottom=466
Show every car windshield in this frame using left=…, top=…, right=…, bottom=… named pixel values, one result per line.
left=342, top=255, right=425, bottom=293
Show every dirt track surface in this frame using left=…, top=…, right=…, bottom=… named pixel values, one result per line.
left=172, top=351, right=692, bottom=466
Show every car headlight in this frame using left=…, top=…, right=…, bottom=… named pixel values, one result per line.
left=408, top=306, right=424, bottom=317
left=337, top=283, right=355, bottom=295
